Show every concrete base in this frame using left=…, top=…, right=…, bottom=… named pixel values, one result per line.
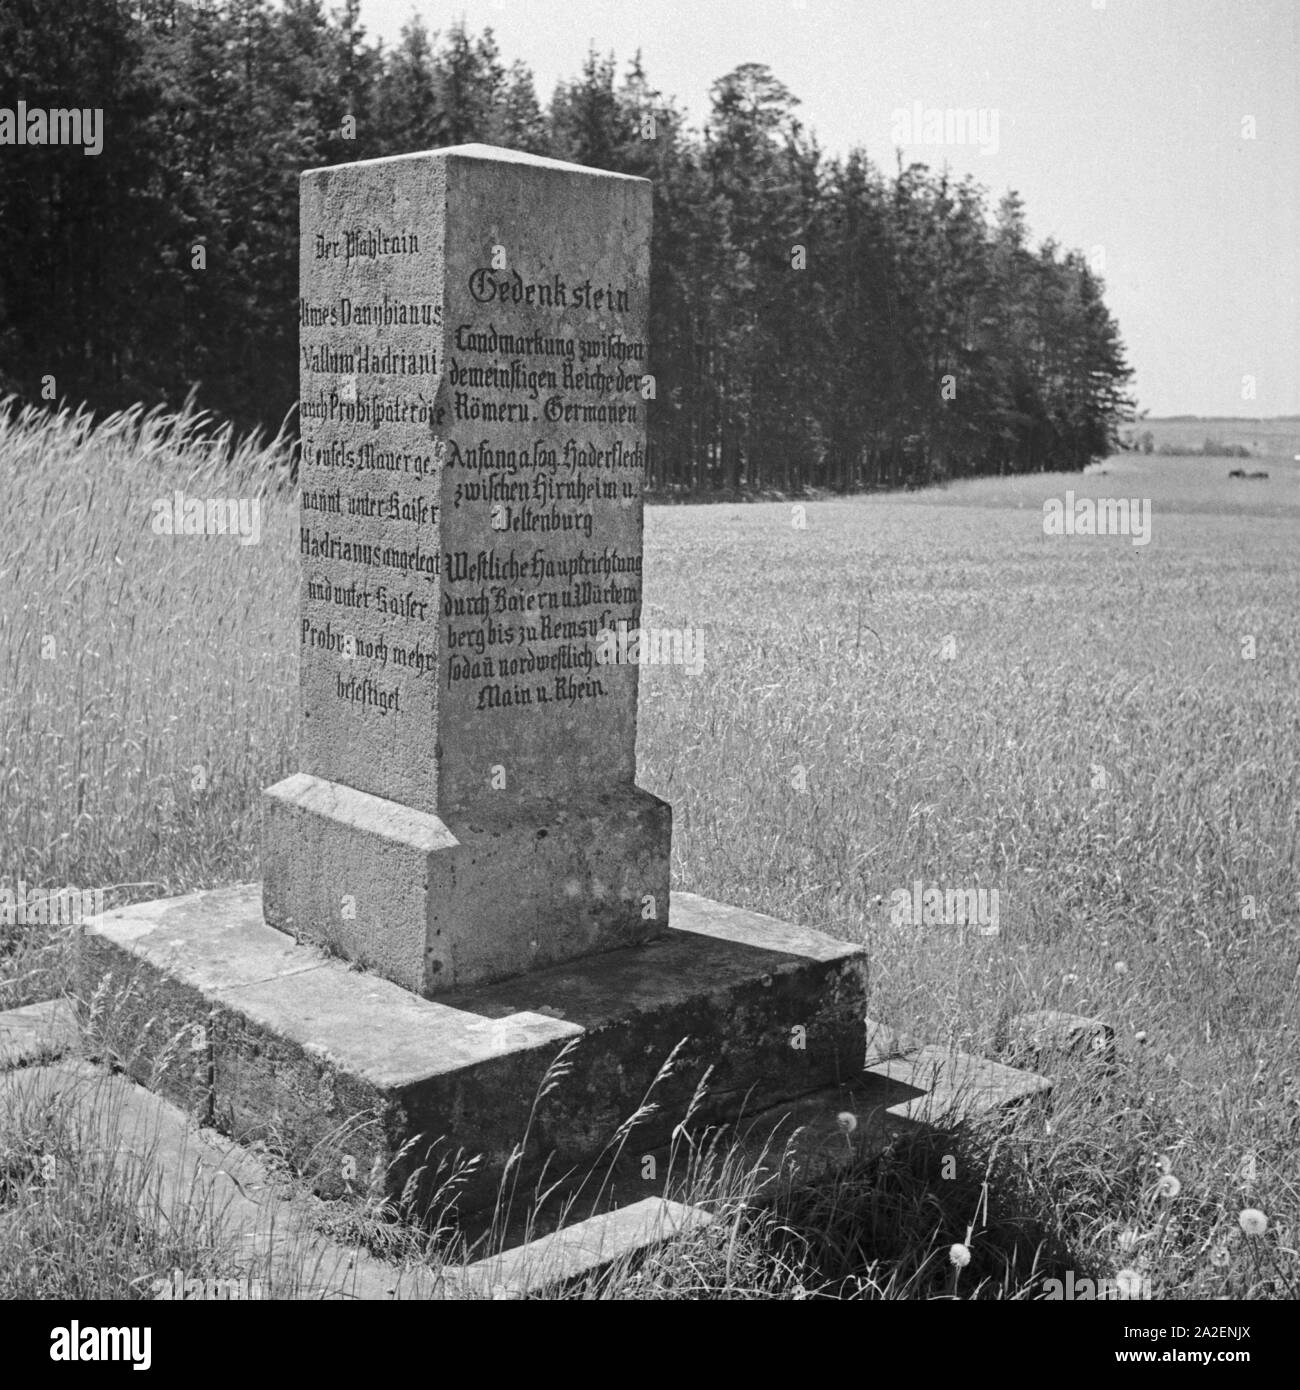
left=77, top=884, right=867, bottom=1219
left=262, top=774, right=672, bottom=996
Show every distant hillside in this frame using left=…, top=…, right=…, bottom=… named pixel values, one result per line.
left=1120, top=417, right=1300, bottom=459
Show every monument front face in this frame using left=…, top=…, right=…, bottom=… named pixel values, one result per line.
left=298, top=146, right=649, bottom=816
left=267, top=146, right=670, bottom=995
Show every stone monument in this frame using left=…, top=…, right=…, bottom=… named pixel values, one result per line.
left=81, top=147, right=868, bottom=1220
left=263, top=144, right=669, bottom=996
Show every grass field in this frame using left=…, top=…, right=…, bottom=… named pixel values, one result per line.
left=1, top=400, right=1297, bottom=1298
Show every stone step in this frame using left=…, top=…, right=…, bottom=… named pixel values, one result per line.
left=511, top=1040, right=1055, bottom=1219
left=0, top=1035, right=711, bottom=1299
left=0, top=999, right=1052, bottom=1296
left=0, top=997, right=79, bottom=1067
left=422, top=1036, right=1056, bottom=1252
left=455, top=1197, right=710, bottom=1297
left=76, top=882, right=868, bottom=1221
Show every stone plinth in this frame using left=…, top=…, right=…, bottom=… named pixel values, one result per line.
left=80, top=885, right=869, bottom=1219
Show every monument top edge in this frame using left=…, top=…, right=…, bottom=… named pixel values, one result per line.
left=301, top=142, right=651, bottom=185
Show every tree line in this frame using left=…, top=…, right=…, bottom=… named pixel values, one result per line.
left=0, top=0, right=1134, bottom=493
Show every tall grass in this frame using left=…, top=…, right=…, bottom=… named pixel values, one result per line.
left=632, top=457, right=1299, bottom=1297
left=0, top=397, right=297, bottom=1007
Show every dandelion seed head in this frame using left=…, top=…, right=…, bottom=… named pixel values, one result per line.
left=836, top=1111, right=857, bottom=1134
left=1209, top=1245, right=1231, bottom=1268
left=949, top=1242, right=971, bottom=1268
left=1114, top=960, right=1128, bottom=975
left=1239, top=1208, right=1268, bottom=1236
left=1156, top=1174, right=1181, bottom=1199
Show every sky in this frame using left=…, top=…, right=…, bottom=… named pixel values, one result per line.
left=356, top=0, right=1299, bottom=418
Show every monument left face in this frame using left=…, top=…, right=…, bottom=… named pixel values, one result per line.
left=263, top=145, right=671, bottom=996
